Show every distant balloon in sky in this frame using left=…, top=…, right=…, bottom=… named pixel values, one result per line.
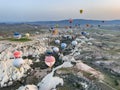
left=13, top=58, right=25, bottom=68
left=80, top=9, right=83, bottom=14
left=13, top=51, right=22, bottom=58
left=45, top=56, right=56, bottom=67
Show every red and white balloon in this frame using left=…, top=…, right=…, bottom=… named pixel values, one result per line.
left=13, top=51, right=22, bottom=58
left=45, top=56, right=56, bottom=67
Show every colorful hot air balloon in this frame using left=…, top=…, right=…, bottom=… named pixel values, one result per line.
left=61, top=43, right=67, bottom=49
left=45, top=56, right=56, bottom=67
left=71, top=41, right=78, bottom=46
left=52, top=29, right=58, bottom=35
left=14, top=32, right=22, bottom=39
left=55, top=40, right=60, bottom=44
left=81, top=31, right=89, bottom=36
left=69, top=18, right=73, bottom=23
left=46, top=49, right=53, bottom=55
left=53, top=47, right=59, bottom=53
left=13, top=58, right=25, bottom=68
left=80, top=9, right=83, bottom=14
left=13, top=51, right=22, bottom=58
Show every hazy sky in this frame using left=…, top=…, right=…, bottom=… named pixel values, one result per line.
left=0, top=0, right=120, bottom=22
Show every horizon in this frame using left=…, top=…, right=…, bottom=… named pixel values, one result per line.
left=0, top=0, right=120, bottom=22
left=1, top=19, right=120, bottom=23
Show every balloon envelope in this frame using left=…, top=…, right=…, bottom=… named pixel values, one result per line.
left=14, top=32, right=21, bottom=39
left=80, top=9, right=83, bottom=14
left=45, top=56, right=56, bottom=67
left=86, top=24, right=90, bottom=27
left=61, top=43, right=67, bottom=49
left=46, top=49, right=53, bottom=55
left=81, top=31, right=87, bottom=36
left=53, top=47, right=59, bottom=52
left=25, top=33, right=30, bottom=37
left=52, top=29, right=58, bottom=35
left=55, top=40, right=60, bottom=44
left=72, top=41, right=78, bottom=46
left=69, top=18, right=73, bottom=23
left=13, top=51, right=22, bottom=58
left=13, top=58, right=25, bottom=68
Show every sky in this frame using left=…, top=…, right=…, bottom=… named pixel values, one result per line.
left=0, top=0, right=120, bottom=22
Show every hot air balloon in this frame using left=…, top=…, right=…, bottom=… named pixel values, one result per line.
left=13, top=58, right=25, bottom=68
left=50, top=27, right=54, bottom=30
left=80, top=9, right=83, bottom=14
left=45, top=56, right=56, bottom=67
left=13, top=51, right=22, bottom=58
left=98, top=25, right=101, bottom=27
left=81, top=31, right=87, bottom=36
left=69, top=26, right=72, bottom=28
left=55, top=24, right=59, bottom=28
left=65, top=26, right=69, bottom=29
left=55, top=40, right=60, bottom=44
left=53, top=47, right=59, bottom=53
left=46, top=49, right=53, bottom=55
left=61, top=43, right=67, bottom=49
left=71, top=41, right=78, bottom=46
left=52, top=29, right=58, bottom=35
left=86, top=24, right=90, bottom=27
left=25, top=33, right=30, bottom=38
left=101, top=21, right=104, bottom=23
left=69, top=18, right=73, bottom=23
left=68, top=29, right=73, bottom=34
left=14, top=32, right=22, bottom=39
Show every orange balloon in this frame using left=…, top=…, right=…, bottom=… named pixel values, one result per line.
left=45, top=56, right=56, bottom=67
left=53, top=29, right=58, bottom=35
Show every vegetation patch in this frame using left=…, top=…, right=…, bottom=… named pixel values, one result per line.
left=7, top=38, right=32, bottom=42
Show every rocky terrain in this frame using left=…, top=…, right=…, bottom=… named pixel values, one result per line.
left=0, top=27, right=120, bottom=90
